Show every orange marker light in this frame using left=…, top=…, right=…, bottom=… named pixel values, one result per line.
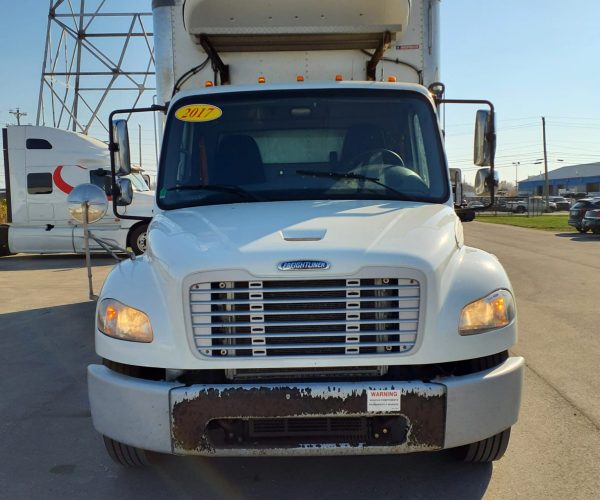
left=204, top=81, right=213, bottom=87
left=335, top=74, right=343, bottom=81
left=258, top=76, right=266, bottom=84
left=106, top=305, right=118, bottom=322
left=387, top=76, right=397, bottom=83
left=297, top=75, right=305, bottom=82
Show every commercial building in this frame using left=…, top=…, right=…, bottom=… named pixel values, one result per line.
left=518, top=162, right=600, bottom=195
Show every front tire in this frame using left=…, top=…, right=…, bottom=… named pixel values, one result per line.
left=577, top=227, right=588, bottom=233
left=128, top=223, right=148, bottom=255
left=103, top=436, right=150, bottom=467
left=455, top=428, right=511, bottom=463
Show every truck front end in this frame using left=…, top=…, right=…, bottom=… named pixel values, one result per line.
left=90, top=81, right=522, bottom=462
left=87, top=0, right=522, bottom=465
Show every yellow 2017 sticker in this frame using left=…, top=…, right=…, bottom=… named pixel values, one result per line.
left=175, top=104, right=222, bottom=122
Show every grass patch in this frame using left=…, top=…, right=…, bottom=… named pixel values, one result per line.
left=476, top=213, right=572, bottom=232
left=0, top=198, right=6, bottom=224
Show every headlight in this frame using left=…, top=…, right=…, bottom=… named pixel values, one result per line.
left=97, top=299, right=153, bottom=342
left=459, top=289, right=515, bottom=335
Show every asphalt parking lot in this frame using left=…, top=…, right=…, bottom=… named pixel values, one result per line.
left=1, top=224, right=599, bottom=499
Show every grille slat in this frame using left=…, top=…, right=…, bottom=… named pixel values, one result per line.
left=191, top=296, right=419, bottom=305
left=195, top=330, right=417, bottom=340
left=196, top=341, right=416, bottom=351
left=190, top=284, right=418, bottom=294
left=192, top=318, right=417, bottom=328
left=192, top=307, right=418, bottom=317
left=190, top=276, right=420, bottom=358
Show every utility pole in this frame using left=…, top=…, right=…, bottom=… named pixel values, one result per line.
left=542, top=116, right=549, bottom=205
left=9, top=108, right=27, bottom=126
left=138, top=124, right=142, bottom=169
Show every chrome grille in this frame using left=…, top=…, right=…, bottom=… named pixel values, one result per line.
left=189, top=277, right=420, bottom=357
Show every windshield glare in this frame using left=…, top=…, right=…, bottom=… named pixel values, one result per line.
left=158, top=90, right=448, bottom=208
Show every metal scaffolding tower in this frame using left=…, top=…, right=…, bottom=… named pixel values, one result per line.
left=36, top=0, right=155, bottom=135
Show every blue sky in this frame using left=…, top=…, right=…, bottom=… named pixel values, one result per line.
left=1, top=0, right=600, bottom=187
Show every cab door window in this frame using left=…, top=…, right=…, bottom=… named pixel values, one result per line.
left=27, top=173, right=53, bottom=194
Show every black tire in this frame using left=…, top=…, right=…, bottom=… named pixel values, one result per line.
left=456, top=428, right=511, bottom=463
left=0, top=225, right=11, bottom=256
left=128, top=223, right=148, bottom=255
left=577, top=227, right=588, bottom=234
left=515, top=206, right=526, bottom=214
left=103, top=435, right=150, bottom=467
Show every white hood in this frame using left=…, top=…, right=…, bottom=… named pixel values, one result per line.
left=147, top=200, right=461, bottom=280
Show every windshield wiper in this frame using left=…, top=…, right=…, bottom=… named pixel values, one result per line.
left=166, top=184, right=264, bottom=201
left=296, top=170, right=416, bottom=201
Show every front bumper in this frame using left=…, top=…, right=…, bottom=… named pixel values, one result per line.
left=88, top=357, right=524, bottom=456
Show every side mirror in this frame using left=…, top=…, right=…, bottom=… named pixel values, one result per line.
left=112, top=119, right=131, bottom=176
left=474, top=110, right=496, bottom=167
left=67, top=183, right=108, bottom=223
left=116, top=177, right=133, bottom=206
left=474, top=168, right=499, bottom=196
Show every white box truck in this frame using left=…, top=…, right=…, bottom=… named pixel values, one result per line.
left=85, top=0, right=523, bottom=465
left=1, top=126, right=153, bottom=255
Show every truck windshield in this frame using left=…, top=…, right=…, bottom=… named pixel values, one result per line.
left=157, top=89, right=448, bottom=209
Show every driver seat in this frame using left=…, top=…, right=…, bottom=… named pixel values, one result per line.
left=213, top=135, right=265, bottom=185
left=339, top=124, right=386, bottom=169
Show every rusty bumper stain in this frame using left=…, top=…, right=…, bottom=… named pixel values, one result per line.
left=170, top=382, right=445, bottom=454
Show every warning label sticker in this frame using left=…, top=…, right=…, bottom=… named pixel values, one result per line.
left=367, top=389, right=401, bottom=413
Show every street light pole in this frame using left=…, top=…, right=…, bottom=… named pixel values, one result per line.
left=512, top=161, right=520, bottom=194
left=542, top=116, right=549, bottom=204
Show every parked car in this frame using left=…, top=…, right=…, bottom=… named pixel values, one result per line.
left=568, top=198, right=600, bottom=233
left=582, top=208, right=600, bottom=234
left=505, top=199, right=528, bottom=213
left=563, top=192, right=588, bottom=201
left=505, top=198, right=556, bottom=213
left=548, top=196, right=571, bottom=211
left=467, top=200, right=485, bottom=208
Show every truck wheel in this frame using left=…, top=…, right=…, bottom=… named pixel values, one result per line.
left=103, top=436, right=150, bottom=467
left=128, top=223, right=148, bottom=255
left=515, top=206, right=526, bottom=214
left=577, top=227, right=588, bottom=233
left=0, top=225, right=11, bottom=256
left=456, top=428, right=511, bottom=463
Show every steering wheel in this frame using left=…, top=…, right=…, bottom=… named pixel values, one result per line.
left=348, top=148, right=405, bottom=169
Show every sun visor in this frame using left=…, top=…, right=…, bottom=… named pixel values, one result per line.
left=183, top=0, right=411, bottom=51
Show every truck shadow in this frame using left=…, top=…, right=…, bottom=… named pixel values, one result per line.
left=134, top=452, right=493, bottom=499
left=555, top=232, right=600, bottom=242
left=0, top=253, right=115, bottom=271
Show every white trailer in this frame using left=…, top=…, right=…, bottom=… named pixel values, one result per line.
left=1, top=126, right=153, bottom=255
left=84, top=0, right=523, bottom=465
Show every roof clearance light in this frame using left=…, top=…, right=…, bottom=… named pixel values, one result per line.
left=258, top=76, right=266, bottom=84
left=297, top=75, right=305, bottom=82
left=335, top=74, right=343, bottom=81
left=204, top=81, right=213, bottom=87
left=388, top=76, right=397, bottom=83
